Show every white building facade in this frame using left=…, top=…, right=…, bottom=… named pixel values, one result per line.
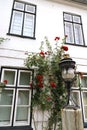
left=0, top=0, right=87, bottom=130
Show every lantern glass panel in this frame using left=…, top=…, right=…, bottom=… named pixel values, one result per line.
left=62, top=68, right=75, bottom=81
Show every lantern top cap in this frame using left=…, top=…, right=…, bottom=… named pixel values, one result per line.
left=59, top=57, right=76, bottom=69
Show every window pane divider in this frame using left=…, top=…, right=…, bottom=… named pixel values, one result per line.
left=17, top=105, right=30, bottom=107
left=0, top=105, right=12, bottom=107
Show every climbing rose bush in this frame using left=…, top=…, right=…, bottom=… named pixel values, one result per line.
left=25, top=36, right=68, bottom=130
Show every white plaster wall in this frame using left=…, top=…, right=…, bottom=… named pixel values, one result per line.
left=0, top=0, right=87, bottom=71
left=0, top=0, right=87, bottom=129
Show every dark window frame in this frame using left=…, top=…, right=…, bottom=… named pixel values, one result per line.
left=7, top=0, right=37, bottom=39
left=63, top=12, right=85, bottom=47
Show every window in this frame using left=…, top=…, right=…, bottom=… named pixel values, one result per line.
left=8, top=1, right=36, bottom=39
left=72, top=73, right=87, bottom=127
left=81, top=75, right=87, bottom=125
left=0, top=67, right=34, bottom=127
left=63, top=12, right=85, bottom=46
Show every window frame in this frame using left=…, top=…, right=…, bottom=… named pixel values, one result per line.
left=63, top=12, right=85, bottom=46
left=17, top=70, right=32, bottom=87
left=81, top=91, right=87, bottom=122
left=13, top=88, right=31, bottom=126
left=72, top=73, right=87, bottom=127
left=7, top=0, right=37, bottom=39
left=1, top=68, right=17, bottom=87
left=0, top=88, right=15, bottom=126
left=0, top=66, right=34, bottom=127
left=71, top=90, right=81, bottom=107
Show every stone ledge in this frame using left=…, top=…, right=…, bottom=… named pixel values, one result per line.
left=61, top=109, right=84, bottom=130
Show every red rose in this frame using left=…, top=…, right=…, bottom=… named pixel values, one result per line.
left=40, top=51, right=45, bottom=56
left=36, top=75, right=43, bottom=80
left=54, top=37, right=60, bottom=41
left=36, top=75, right=43, bottom=88
left=45, top=52, right=48, bottom=55
left=50, top=81, right=56, bottom=88
left=61, top=45, right=68, bottom=51
left=38, top=83, right=43, bottom=88
left=3, top=80, right=8, bottom=84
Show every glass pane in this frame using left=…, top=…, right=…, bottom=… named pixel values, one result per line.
left=74, top=24, right=84, bottom=45
left=65, top=22, right=74, bottom=43
left=73, top=16, right=81, bottom=23
left=19, top=71, right=32, bottom=86
left=23, top=14, right=34, bottom=37
left=17, top=90, right=29, bottom=105
left=25, top=4, right=35, bottom=13
left=14, top=2, right=24, bottom=11
left=0, top=90, right=13, bottom=105
left=16, top=107, right=29, bottom=121
left=84, top=106, right=87, bottom=119
left=0, top=107, right=11, bottom=122
left=15, top=90, right=30, bottom=122
left=83, top=92, right=87, bottom=105
left=81, top=77, right=87, bottom=88
left=3, top=70, right=16, bottom=85
left=64, top=13, right=72, bottom=21
left=0, top=90, right=13, bottom=124
left=10, top=11, right=23, bottom=35
left=72, top=91, right=80, bottom=106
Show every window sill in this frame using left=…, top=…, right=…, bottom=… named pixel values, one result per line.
left=0, top=126, right=33, bottom=130
left=65, top=43, right=87, bottom=47
left=7, top=33, right=36, bottom=40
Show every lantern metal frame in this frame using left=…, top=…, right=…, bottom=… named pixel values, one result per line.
left=59, top=57, right=79, bottom=109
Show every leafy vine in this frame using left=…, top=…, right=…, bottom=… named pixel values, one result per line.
left=25, top=36, right=68, bottom=130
